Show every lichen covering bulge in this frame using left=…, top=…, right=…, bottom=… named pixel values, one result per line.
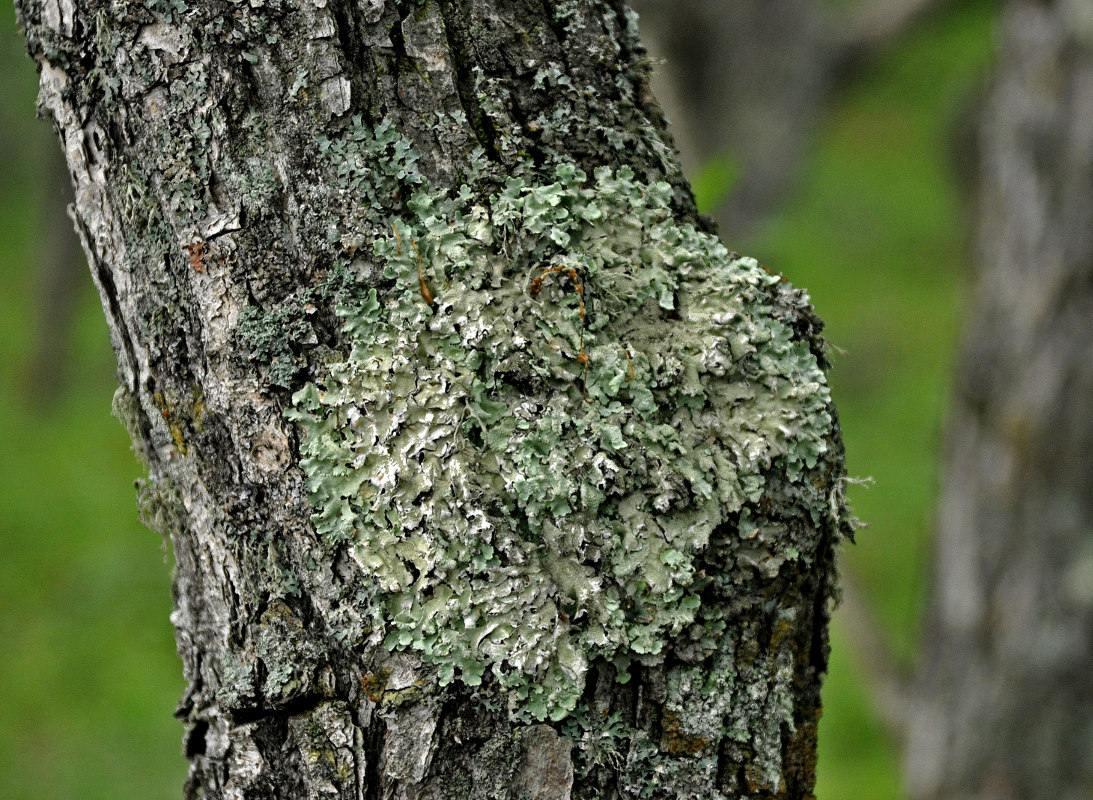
left=285, top=120, right=833, bottom=720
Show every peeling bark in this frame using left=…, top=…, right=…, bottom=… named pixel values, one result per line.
left=18, top=1, right=849, bottom=798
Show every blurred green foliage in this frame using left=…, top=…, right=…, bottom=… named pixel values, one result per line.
left=0, top=5, right=187, bottom=798
left=0, top=1, right=995, bottom=797
left=727, top=2, right=998, bottom=796
left=690, top=153, right=740, bottom=216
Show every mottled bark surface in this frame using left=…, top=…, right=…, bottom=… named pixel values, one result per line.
left=905, top=2, right=1093, bottom=798
left=18, top=1, right=849, bottom=798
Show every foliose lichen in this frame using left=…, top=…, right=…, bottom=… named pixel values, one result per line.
left=284, top=118, right=834, bottom=721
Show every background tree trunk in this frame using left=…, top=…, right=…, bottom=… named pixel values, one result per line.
left=905, top=2, right=1093, bottom=797
left=628, top=0, right=837, bottom=237
left=18, top=1, right=849, bottom=798
left=628, top=0, right=959, bottom=239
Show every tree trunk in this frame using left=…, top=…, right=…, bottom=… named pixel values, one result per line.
left=905, top=2, right=1093, bottom=798
left=18, top=1, right=850, bottom=797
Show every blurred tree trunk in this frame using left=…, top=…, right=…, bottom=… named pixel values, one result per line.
left=29, top=142, right=84, bottom=401
left=629, top=0, right=837, bottom=237
left=629, top=0, right=957, bottom=238
left=905, top=2, right=1093, bottom=798
left=19, top=1, right=849, bottom=798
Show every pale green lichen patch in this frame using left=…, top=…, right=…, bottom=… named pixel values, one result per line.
left=285, top=120, right=834, bottom=720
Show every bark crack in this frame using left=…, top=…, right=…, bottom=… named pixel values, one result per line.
left=436, top=0, right=503, bottom=162
left=536, top=0, right=569, bottom=50
left=229, top=690, right=330, bottom=725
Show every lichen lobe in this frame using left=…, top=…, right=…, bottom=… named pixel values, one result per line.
left=286, top=121, right=838, bottom=723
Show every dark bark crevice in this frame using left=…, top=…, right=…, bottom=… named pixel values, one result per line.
left=436, top=0, right=504, bottom=162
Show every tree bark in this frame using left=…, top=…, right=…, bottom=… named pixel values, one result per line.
left=18, top=1, right=850, bottom=798
left=905, top=2, right=1093, bottom=798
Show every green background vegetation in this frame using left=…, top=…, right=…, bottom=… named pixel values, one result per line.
left=0, top=1, right=996, bottom=796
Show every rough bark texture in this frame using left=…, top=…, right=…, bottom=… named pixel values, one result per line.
left=18, top=1, right=850, bottom=798
left=905, top=2, right=1093, bottom=798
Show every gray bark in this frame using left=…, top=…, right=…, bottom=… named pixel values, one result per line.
left=18, top=1, right=850, bottom=798
left=905, top=2, right=1093, bottom=798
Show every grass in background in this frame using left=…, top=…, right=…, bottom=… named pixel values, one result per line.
left=715, top=1, right=999, bottom=796
left=0, top=5, right=187, bottom=798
